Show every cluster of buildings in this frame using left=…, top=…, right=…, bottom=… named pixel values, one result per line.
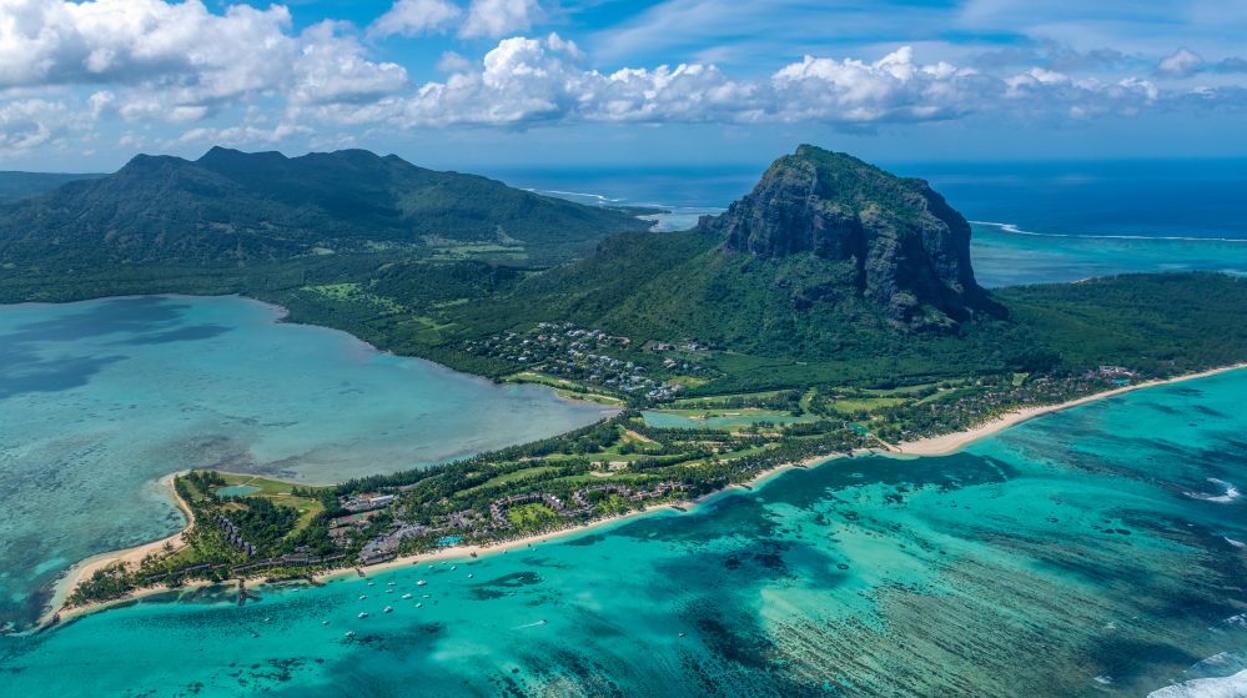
left=358, top=524, right=432, bottom=565
left=490, top=481, right=688, bottom=528
left=213, top=513, right=256, bottom=557
left=462, top=322, right=710, bottom=400
left=343, top=494, right=396, bottom=513
left=489, top=492, right=569, bottom=525
left=1089, top=365, right=1136, bottom=382
left=325, top=478, right=690, bottom=564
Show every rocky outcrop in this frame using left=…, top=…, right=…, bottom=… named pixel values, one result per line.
left=698, top=144, right=999, bottom=329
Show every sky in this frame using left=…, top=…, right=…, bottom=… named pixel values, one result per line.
left=1, top=0, right=1246, bottom=172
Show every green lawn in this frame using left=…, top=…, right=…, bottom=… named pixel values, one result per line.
left=213, top=473, right=328, bottom=534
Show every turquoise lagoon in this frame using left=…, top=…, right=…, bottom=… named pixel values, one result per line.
left=970, top=221, right=1247, bottom=288
left=2, top=368, right=1244, bottom=695
left=0, top=295, right=614, bottom=629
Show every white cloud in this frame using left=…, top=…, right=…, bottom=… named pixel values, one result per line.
left=0, top=0, right=296, bottom=91
left=1158, top=48, right=1204, bottom=77
left=392, top=39, right=1173, bottom=128
left=459, top=0, right=542, bottom=39
left=1, top=0, right=1244, bottom=156
left=769, top=48, right=984, bottom=123
left=0, top=98, right=86, bottom=154
left=175, top=122, right=312, bottom=147
left=0, top=0, right=406, bottom=123
left=368, top=0, right=461, bottom=39
left=436, top=51, right=473, bottom=73
left=292, top=21, right=408, bottom=105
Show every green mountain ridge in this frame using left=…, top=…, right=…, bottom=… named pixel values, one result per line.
left=0, top=147, right=650, bottom=268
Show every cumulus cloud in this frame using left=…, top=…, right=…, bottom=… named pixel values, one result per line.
left=176, top=122, right=312, bottom=147
left=1158, top=48, right=1204, bottom=77
left=368, top=0, right=461, bottom=39
left=292, top=21, right=408, bottom=105
left=0, top=99, right=86, bottom=153
left=390, top=39, right=1174, bottom=129
left=0, top=0, right=406, bottom=121
left=1, top=1, right=1244, bottom=156
left=460, top=0, right=542, bottom=39
left=769, top=48, right=985, bottom=123
left=436, top=51, right=473, bottom=73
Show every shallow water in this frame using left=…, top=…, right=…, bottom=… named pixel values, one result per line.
left=3, top=369, right=1243, bottom=696
left=970, top=222, right=1247, bottom=287
left=0, top=295, right=613, bottom=629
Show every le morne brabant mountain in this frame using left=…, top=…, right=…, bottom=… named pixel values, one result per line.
left=702, top=145, right=1000, bottom=330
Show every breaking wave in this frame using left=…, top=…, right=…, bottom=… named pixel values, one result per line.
left=1184, top=478, right=1241, bottom=504
left=972, top=220, right=1247, bottom=244
left=1148, top=669, right=1247, bottom=698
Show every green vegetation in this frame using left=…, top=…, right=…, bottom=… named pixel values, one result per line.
left=24, top=145, right=1247, bottom=611
left=0, top=147, right=649, bottom=270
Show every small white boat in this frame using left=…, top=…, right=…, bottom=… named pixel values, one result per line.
left=385, top=589, right=394, bottom=594
left=367, top=581, right=375, bottom=587
left=467, top=573, right=474, bottom=579
left=344, top=631, right=355, bottom=638
left=359, top=594, right=368, bottom=600
left=358, top=612, right=369, bottom=619
left=422, top=594, right=431, bottom=598
left=386, top=581, right=396, bottom=586
left=450, top=565, right=457, bottom=571
left=383, top=606, right=393, bottom=614
left=322, top=620, right=330, bottom=625
left=416, top=579, right=427, bottom=586
left=416, top=603, right=423, bottom=608
left=401, top=593, right=413, bottom=600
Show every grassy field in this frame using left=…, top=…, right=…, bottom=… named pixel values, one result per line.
left=457, top=466, right=562, bottom=496
left=503, top=371, right=627, bottom=405
left=213, top=473, right=329, bottom=534
left=302, top=282, right=407, bottom=314
left=505, top=502, right=561, bottom=531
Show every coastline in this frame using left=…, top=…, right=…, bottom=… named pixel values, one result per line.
left=894, top=362, right=1247, bottom=456
left=39, top=471, right=195, bottom=628
left=38, top=362, right=1247, bottom=630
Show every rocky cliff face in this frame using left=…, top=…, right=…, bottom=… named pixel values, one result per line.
left=699, top=144, right=998, bottom=329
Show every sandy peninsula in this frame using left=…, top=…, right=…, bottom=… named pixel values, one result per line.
left=40, top=362, right=1247, bottom=629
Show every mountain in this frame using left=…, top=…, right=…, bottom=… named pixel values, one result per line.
left=0, top=171, right=105, bottom=204
left=701, top=145, right=996, bottom=327
left=0, top=147, right=650, bottom=268
left=446, top=145, right=1007, bottom=362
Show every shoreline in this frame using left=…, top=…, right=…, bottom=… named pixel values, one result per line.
left=894, top=362, right=1247, bottom=456
left=38, top=471, right=195, bottom=629
left=36, top=362, right=1247, bottom=631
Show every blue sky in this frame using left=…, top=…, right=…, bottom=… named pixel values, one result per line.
left=1, top=0, right=1245, bottom=172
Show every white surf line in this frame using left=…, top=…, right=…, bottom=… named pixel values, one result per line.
left=971, top=220, right=1247, bottom=244
left=1183, top=478, right=1241, bottom=503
